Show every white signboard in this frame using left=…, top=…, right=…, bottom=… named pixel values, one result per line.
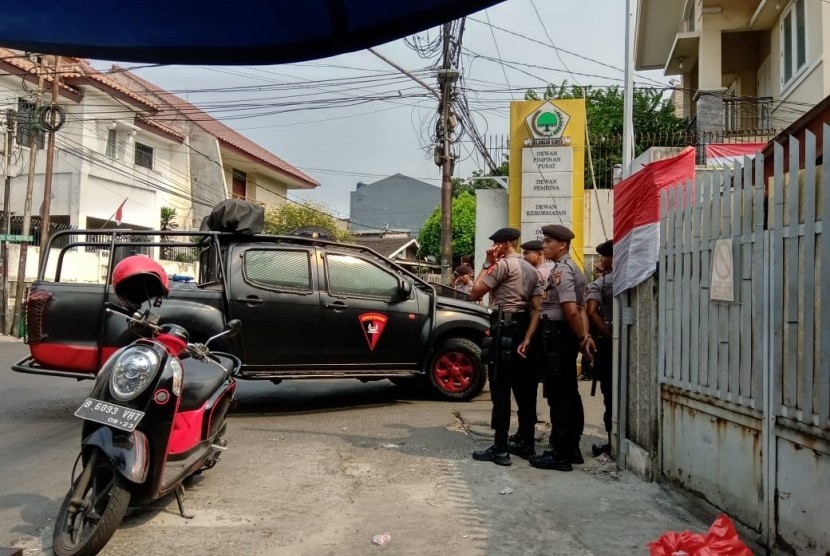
left=521, top=172, right=574, bottom=197
left=521, top=222, right=573, bottom=242
left=710, top=239, right=734, bottom=302
left=521, top=146, right=574, bottom=173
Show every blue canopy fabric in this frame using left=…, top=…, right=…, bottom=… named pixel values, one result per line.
left=0, top=0, right=504, bottom=64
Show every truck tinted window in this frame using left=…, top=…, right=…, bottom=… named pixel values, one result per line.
left=327, top=254, right=398, bottom=299
left=243, top=249, right=311, bottom=292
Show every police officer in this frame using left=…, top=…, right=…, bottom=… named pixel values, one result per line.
left=529, top=224, right=594, bottom=472
left=469, top=227, right=542, bottom=466
left=520, top=239, right=551, bottom=285
left=587, top=239, right=614, bottom=456
left=453, top=264, right=474, bottom=295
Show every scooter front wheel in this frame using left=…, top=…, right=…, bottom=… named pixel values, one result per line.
left=52, top=450, right=131, bottom=556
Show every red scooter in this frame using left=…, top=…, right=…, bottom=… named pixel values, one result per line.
left=52, top=256, right=242, bottom=556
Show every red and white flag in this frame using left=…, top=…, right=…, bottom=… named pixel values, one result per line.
left=704, top=143, right=766, bottom=168
left=613, top=147, right=696, bottom=294
left=114, top=199, right=126, bottom=226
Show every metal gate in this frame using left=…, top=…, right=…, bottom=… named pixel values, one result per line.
left=657, top=126, right=830, bottom=553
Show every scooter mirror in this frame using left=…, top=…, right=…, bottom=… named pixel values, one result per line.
left=225, top=319, right=242, bottom=337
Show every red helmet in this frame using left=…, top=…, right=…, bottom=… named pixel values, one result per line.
left=111, top=255, right=169, bottom=306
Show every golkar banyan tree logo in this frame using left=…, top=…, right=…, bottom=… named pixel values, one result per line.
left=525, top=101, right=570, bottom=140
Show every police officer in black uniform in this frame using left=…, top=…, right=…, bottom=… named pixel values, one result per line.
left=587, top=239, right=614, bottom=456
left=530, top=224, right=594, bottom=472
left=469, top=227, right=542, bottom=466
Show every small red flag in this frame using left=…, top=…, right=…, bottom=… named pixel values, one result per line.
left=114, top=199, right=126, bottom=226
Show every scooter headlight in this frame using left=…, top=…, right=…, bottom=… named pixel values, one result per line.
left=110, top=345, right=160, bottom=401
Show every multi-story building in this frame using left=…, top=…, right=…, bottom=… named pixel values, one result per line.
left=0, top=50, right=317, bottom=234
left=636, top=0, right=830, bottom=136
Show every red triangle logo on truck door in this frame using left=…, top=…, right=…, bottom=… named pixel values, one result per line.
left=359, top=312, right=388, bottom=351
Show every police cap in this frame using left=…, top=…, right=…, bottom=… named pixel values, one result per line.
left=541, top=224, right=575, bottom=242
left=520, top=239, right=544, bottom=251
left=596, top=239, right=613, bottom=257
left=488, top=227, right=521, bottom=242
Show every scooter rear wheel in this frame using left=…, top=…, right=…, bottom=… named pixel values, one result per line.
left=52, top=450, right=131, bottom=556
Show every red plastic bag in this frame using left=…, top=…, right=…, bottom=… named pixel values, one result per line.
left=648, top=529, right=706, bottom=556
left=696, top=515, right=753, bottom=556
left=648, top=515, right=752, bottom=556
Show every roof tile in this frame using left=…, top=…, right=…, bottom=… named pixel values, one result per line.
left=113, top=68, right=318, bottom=187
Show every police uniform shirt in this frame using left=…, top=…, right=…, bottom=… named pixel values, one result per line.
left=586, top=272, right=614, bottom=323
left=483, top=254, right=542, bottom=312
left=541, top=253, right=587, bottom=320
left=536, top=264, right=551, bottom=286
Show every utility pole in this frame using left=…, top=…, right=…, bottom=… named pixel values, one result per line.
left=39, top=55, right=61, bottom=265
left=2, top=110, right=15, bottom=335
left=437, top=22, right=462, bottom=285
left=613, top=0, right=637, bottom=471
left=370, top=24, right=467, bottom=285
left=11, top=56, right=44, bottom=336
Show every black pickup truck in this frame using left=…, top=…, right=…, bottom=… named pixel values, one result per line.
left=15, top=229, right=490, bottom=401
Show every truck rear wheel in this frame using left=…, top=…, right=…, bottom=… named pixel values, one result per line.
left=428, top=338, right=485, bottom=401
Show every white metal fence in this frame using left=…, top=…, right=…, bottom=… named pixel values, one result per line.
left=657, top=125, right=830, bottom=553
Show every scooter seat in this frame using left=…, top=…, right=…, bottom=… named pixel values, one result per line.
left=179, top=355, right=233, bottom=411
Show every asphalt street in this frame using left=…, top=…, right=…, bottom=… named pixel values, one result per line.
left=0, top=340, right=749, bottom=556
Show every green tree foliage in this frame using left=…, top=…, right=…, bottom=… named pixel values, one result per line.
left=452, top=159, right=509, bottom=197
left=159, top=206, right=179, bottom=260
left=159, top=206, right=179, bottom=231
left=418, top=192, right=476, bottom=260
left=263, top=201, right=352, bottom=242
left=524, top=82, right=687, bottom=187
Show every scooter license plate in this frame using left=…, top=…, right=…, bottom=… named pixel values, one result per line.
left=74, top=398, right=145, bottom=432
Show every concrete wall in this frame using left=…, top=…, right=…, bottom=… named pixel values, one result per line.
left=189, top=131, right=228, bottom=229
left=624, top=276, right=660, bottom=480
left=252, top=174, right=287, bottom=208
left=584, top=188, right=612, bottom=255
left=474, top=188, right=508, bottom=287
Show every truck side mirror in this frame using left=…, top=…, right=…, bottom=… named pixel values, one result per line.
left=398, top=280, right=412, bottom=299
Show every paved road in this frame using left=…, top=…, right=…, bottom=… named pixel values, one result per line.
left=1, top=340, right=734, bottom=556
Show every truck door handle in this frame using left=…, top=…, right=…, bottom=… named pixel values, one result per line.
left=325, top=301, right=349, bottom=312
left=237, top=295, right=263, bottom=307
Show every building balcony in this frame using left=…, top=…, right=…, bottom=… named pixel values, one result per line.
left=724, top=96, right=773, bottom=134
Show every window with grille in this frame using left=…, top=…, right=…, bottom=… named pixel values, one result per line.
left=16, top=98, right=44, bottom=149
left=134, top=142, right=154, bottom=169
left=243, top=249, right=312, bottom=292
left=780, top=0, right=806, bottom=88
left=106, top=129, right=117, bottom=158
left=326, top=254, right=398, bottom=299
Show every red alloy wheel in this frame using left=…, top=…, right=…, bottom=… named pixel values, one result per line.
left=432, top=350, right=474, bottom=393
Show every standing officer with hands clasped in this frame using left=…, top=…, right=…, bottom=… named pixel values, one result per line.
left=468, top=227, right=542, bottom=466
left=530, top=224, right=595, bottom=472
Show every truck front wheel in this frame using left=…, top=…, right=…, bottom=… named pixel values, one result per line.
left=428, top=338, right=485, bottom=401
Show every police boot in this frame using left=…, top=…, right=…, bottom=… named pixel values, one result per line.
left=507, top=434, right=536, bottom=460
left=529, top=450, right=573, bottom=472
left=592, top=433, right=612, bottom=458
left=472, top=445, right=511, bottom=466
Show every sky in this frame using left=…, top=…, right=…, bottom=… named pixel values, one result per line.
left=94, top=0, right=666, bottom=220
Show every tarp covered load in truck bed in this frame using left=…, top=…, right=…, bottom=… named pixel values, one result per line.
left=200, top=200, right=264, bottom=235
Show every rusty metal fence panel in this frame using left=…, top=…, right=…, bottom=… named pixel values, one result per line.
left=657, top=125, right=830, bottom=553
